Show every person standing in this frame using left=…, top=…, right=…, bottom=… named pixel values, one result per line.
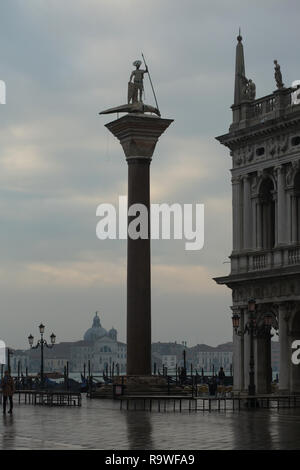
left=218, top=367, right=226, bottom=385
left=2, top=370, right=15, bottom=414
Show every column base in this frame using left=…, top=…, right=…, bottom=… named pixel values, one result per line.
left=116, top=375, right=168, bottom=394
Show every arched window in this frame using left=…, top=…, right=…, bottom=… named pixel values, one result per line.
left=259, top=178, right=275, bottom=249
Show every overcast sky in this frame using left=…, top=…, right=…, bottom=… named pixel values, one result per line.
left=0, top=0, right=299, bottom=349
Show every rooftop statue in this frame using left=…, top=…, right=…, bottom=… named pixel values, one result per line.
left=274, top=60, right=284, bottom=89
left=100, top=56, right=161, bottom=117
left=239, top=73, right=256, bottom=100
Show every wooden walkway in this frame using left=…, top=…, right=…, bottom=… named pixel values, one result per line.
left=0, top=390, right=82, bottom=407
left=118, top=394, right=300, bottom=412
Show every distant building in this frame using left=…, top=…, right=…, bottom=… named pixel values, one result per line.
left=152, top=341, right=234, bottom=373
left=161, top=355, right=177, bottom=371
left=9, top=350, right=29, bottom=374
left=70, top=314, right=127, bottom=373
left=19, top=312, right=127, bottom=374
left=197, top=351, right=233, bottom=373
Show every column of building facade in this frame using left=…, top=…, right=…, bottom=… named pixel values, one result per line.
left=243, top=174, right=252, bottom=250
left=251, top=175, right=258, bottom=250
left=255, top=322, right=272, bottom=394
left=278, top=303, right=291, bottom=392
left=243, top=308, right=250, bottom=390
left=286, top=188, right=292, bottom=244
left=232, top=176, right=242, bottom=252
left=256, top=198, right=262, bottom=250
left=276, top=166, right=286, bottom=245
left=289, top=305, right=300, bottom=392
left=292, top=193, right=298, bottom=243
left=232, top=306, right=244, bottom=391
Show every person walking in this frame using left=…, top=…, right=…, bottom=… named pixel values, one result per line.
left=2, top=370, right=15, bottom=414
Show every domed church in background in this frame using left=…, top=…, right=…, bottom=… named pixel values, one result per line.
left=70, top=312, right=126, bottom=373
left=83, top=311, right=108, bottom=342
left=24, top=312, right=127, bottom=374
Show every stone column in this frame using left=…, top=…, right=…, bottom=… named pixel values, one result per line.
left=257, top=202, right=262, bottom=250
left=252, top=198, right=257, bottom=249
left=292, top=195, right=298, bottom=243
left=105, top=114, right=173, bottom=376
left=232, top=307, right=244, bottom=391
left=290, top=308, right=300, bottom=393
left=255, top=334, right=272, bottom=394
left=243, top=175, right=251, bottom=249
left=232, top=176, right=242, bottom=252
left=286, top=191, right=292, bottom=244
left=276, top=166, right=286, bottom=245
left=279, top=303, right=290, bottom=392
left=243, top=309, right=250, bottom=390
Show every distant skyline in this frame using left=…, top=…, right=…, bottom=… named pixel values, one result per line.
left=0, top=0, right=300, bottom=349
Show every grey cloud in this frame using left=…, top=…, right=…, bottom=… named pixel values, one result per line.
left=0, top=0, right=299, bottom=348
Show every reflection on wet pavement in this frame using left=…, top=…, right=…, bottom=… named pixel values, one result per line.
left=0, top=398, right=300, bottom=449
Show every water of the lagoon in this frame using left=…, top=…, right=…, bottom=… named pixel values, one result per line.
left=0, top=397, right=299, bottom=450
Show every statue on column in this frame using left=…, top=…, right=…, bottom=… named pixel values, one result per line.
left=128, top=60, right=148, bottom=104
left=100, top=58, right=160, bottom=117
left=274, top=60, right=284, bottom=89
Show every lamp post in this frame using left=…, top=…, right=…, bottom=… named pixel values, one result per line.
left=28, top=323, right=56, bottom=389
left=7, top=348, right=14, bottom=375
left=232, top=299, right=277, bottom=404
left=183, top=349, right=186, bottom=373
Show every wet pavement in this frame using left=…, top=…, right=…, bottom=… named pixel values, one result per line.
left=0, top=397, right=300, bottom=449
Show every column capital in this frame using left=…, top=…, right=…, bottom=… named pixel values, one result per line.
left=231, top=175, right=241, bottom=184
left=274, top=164, right=284, bottom=174
left=231, top=305, right=242, bottom=314
left=242, top=173, right=251, bottom=182
left=105, top=114, right=173, bottom=161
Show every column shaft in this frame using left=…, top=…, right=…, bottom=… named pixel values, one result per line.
left=127, top=159, right=151, bottom=375
left=292, top=196, right=297, bottom=243
left=286, top=191, right=292, bottom=243
left=232, top=177, right=241, bottom=252
left=233, top=308, right=244, bottom=391
left=257, top=203, right=262, bottom=249
left=277, top=167, right=286, bottom=244
left=255, top=335, right=271, bottom=394
left=243, top=310, right=250, bottom=390
left=279, top=304, right=290, bottom=391
left=243, top=176, right=251, bottom=249
left=252, top=199, right=257, bottom=249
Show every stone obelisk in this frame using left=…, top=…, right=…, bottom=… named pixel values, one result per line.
left=100, top=60, right=173, bottom=376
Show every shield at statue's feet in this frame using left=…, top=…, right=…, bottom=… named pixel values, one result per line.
left=128, top=82, right=136, bottom=104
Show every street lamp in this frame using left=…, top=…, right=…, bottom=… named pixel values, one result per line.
left=28, top=324, right=56, bottom=389
left=232, top=299, right=277, bottom=404
left=6, top=348, right=14, bottom=375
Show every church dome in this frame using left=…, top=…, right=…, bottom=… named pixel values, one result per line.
left=84, top=312, right=107, bottom=342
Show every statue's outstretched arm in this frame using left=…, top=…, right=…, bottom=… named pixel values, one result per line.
left=129, top=71, right=134, bottom=82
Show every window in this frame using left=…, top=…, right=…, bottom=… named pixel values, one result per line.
left=256, top=147, right=265, bottom=156
left=291, top=136, right=300, bottom=147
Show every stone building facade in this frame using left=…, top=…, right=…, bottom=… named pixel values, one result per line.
left=215, top=33, right=300, bottom=393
